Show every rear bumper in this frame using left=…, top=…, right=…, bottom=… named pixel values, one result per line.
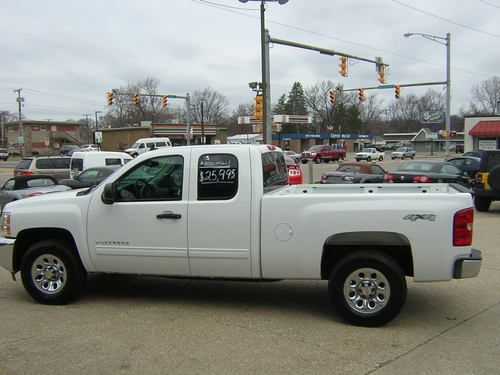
left=0, top=237, right=15, bottom=274
left=454, top=249, right=482, bottom=279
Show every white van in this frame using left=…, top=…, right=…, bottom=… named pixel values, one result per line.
left=70, top=151, right=133, bottom=178
left=125, top=137, right=172, bottom=157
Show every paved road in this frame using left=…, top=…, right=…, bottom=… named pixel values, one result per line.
left=0, top=158, right=499, bottom=375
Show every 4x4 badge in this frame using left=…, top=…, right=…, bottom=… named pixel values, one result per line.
left=403, top=214, right=436, bottom=222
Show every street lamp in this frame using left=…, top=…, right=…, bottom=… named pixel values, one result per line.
left=239, top=0, right=289, bottom=145
left=404, top=32, right=451, bottom=156
left=94, top=110, right=102, bottom=144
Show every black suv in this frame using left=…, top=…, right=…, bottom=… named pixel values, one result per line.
left=473, top=150, right=500, bottom=212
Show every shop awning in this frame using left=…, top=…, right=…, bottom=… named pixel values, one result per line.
left=469, top=121, right=500, bottom=136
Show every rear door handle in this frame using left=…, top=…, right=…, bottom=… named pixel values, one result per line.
left=156, top=211, right=182, bottom=219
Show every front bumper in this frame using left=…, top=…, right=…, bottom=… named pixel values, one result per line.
left=0, top=237, right=15, bottom=274
left=454, top=249, right=482, bottom=279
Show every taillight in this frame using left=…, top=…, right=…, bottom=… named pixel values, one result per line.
left=384, top=173, right=393, bottom=182
left=453, top=208, right=473, bottom=246
left=412, top=175, right=431, bottom=183
left=288, top=169, right=301, bottom=176
left=14, top=171, right=33, bottom=176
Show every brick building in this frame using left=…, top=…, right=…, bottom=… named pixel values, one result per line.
left=5, top=120, right=84, bottom=155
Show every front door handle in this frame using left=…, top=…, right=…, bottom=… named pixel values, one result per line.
left=156, top=211, right=182, bottom=219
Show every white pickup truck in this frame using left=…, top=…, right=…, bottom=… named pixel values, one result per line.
left=0, top=145, right=481, bottom=326
left=355, top=148, right=385, bottom=162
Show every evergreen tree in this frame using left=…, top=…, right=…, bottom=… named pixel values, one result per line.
left=273, top=94, right=288, bottom=115
left=287, top=82, right=307, bottom=115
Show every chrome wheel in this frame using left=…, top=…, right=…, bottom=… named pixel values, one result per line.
left=343, top=267, right=390, bottom=315
left=31, top=254, right=67, bottom=295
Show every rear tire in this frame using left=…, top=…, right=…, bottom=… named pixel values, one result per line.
left=487, top=166, right=500, bottom=192
left=474, top=196, right=491, bottom=212
left=20, top=239, right=87, bottom=305
left=328, top=250, right=407, bottom=327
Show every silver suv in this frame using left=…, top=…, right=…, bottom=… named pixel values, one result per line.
left=14, top=157, right=71, bottom=180
left=391, top=147, right=416, bottom=160
left=0, top=148, right=9, bottom=161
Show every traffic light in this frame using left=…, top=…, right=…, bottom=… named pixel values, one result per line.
left=106, top=92, right=114, bottom=106
left=377, top=66, right=386, bottom=84
left=338, top=56, right=348, bottom=77
left=131, top=93, right=139, bottom=105
left=162, top=96, right=168, bottom=108
left=254, top=95, right=263, bottom=120
left=358, top=88, right=365, bottom=102
left=329, top=89, right=336, bottom=105
left=395, top=85, right=401, bottom=99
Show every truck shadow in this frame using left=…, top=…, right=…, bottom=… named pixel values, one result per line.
left=84, top=274, right=334, bottom=320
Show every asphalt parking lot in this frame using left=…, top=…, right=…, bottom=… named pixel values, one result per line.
left=0, top=156, right=499, bottom=375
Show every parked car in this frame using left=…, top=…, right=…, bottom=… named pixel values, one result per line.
left=463, top=150, right=484, bottom=158
left=355, top=148, right=384, bottom=162
left=473, top=149, right=500, bottom=212
left=69, top=151, right=133, bottom=178
left=301, top=145, right=346, bottom=164
left=446, top=156, right=481, bottom=179
left=449, top=144, right=464, bottom=153
left=321, top=162, right=386, bottom=184
left=0, top=148, right=9, bottom=161
left=14, top=156, right=71, bottom=180
left=59, top=165, right=121, bottom=189
left=80, top=144, right=100, bottom=152
left=283, top=150, right=301, bottom=164
left=60, top=144, right=80, bottom=156
left=125, top=137, right=172, bottom=157
left=391, top=147, right=416, bottom=160
left=0, top=175, right=70, bottom=211
left=284, top=156, right=302, bottom=184
left=384, top=160, right=472, bottom=188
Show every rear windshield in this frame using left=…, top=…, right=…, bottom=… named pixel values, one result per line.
left=485, top=153, right=500, bottom=171
left=262, top=152, right=288, bottom=193
left=16, top=159, right=33, bottom=170
left=71, top=158, right=84, bottom=171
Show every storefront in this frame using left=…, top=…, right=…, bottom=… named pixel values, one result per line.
left=464, top=116, right=500, bottom=151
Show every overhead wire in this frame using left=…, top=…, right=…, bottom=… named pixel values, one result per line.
left=478, top=0, right=500, bottom=9
left=391, top=0, right=500, bottom=38
left=188, top=0, right=494, bottom=78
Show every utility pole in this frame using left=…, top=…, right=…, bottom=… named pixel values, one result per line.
left=186, top=93, right=191, bottom=146
left=14, top=89, right=23, bottom=156
left=200, top=99, right=205, bottom=144
left=94, top=111, right=102, bottom=144
left=0, top=111, right=4, bottom=147
left=83, top=114, right=90, bottom=144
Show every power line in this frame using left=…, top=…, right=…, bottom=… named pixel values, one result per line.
left=191, top=0, right=259, bottom=11
left=391, top=0, right=500, bottom=38
left=188, top=0, right=494, bottom=78
left=23, top=88, right=103, bottom=105
left=478, top=0, right=500, bottom=9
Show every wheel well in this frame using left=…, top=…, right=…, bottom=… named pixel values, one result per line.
left=13, top=228, right=81, bottom=273
left=320, top=232, right=414, bottom=279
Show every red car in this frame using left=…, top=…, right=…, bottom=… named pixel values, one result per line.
left=285, top=156, right=302, bottom=184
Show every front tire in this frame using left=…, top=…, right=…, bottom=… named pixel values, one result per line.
left=378, top=156, right=384, bottom=161
left=315, top=158, right=321, bottom=164
left=328, top=251, right=407, bottom=327
left=20, top=239, right=87, bottom=305
left=367, top=156, right=372, bottom=162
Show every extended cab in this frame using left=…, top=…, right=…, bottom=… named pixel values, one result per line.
left=301, top=145, right=346, bottom=164
left=0, top=145, right=481, bottom=326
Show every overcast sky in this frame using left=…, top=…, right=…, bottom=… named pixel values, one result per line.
left=1, top=0, right=499, bottom=121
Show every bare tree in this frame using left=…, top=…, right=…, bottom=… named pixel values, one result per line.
left=190, top=87, right=229, bottom=126
left=418, top=89, right=445, bottom=112
left=471, top=76, right=500, bottom=114
left=386, top=93, right=421, bottom=132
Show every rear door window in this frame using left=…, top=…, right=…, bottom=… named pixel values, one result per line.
left=105, top=158, right=122, bottom=166
left=36, top=159, right=55, bottom=169
left=54, top=158, right=70, bottom=169
left=71, top=158, right=84, bottom=172
left=197, top=154, right=238, bottom=200
left=262, top=152, right=288, bottom=193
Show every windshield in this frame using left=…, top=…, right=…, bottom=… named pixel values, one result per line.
left=131, top=142, right=140, bottom=148
left=395, top=147, right=406, bottom=152
left=309, top=146, right=325, bottom=151
left=362, top=148, right=375, bottom=153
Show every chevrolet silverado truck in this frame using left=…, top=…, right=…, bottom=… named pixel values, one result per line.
left=301, top=145, right=346, bottom=164
left=0, top=145, right=481, bottom=326
left=355, top=148, right=385, bottom=162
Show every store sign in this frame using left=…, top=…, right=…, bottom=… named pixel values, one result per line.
left=419, top=111, right=444, bottom=124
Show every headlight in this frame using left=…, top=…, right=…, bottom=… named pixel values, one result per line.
left=2, top=212, right=11, bottom=237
